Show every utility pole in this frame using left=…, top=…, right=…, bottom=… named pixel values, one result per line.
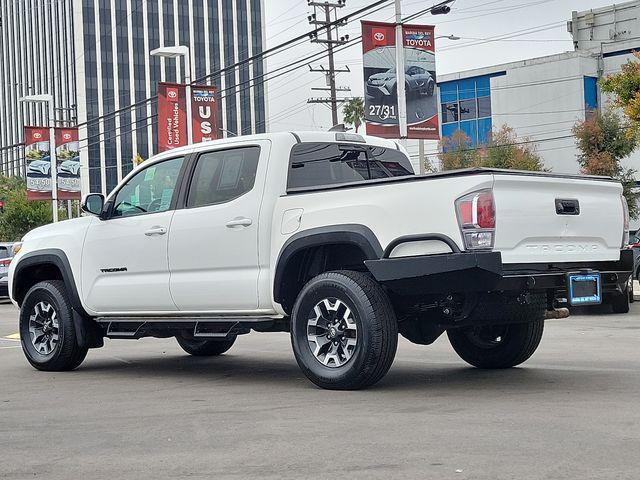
left=307, top=0, right=351, bottom=127
left=394, top=0, right=408, bottom=140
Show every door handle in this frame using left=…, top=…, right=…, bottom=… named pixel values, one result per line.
left=144, top=226, right=167, bottom=236
left=226, top=217, right=253, bottom=228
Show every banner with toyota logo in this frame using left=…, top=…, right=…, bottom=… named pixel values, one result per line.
left=24, top=126, right=53, bottom=200
left=191, top=85, right=220, bottom=144
left=157, top=82, right=188, bottom=153
left=54, top=127, right=81, bottom=200
left=361, top=21, right=439, bottom=140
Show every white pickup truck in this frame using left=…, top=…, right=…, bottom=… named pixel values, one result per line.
left=9, top=131, right=633, bottom=389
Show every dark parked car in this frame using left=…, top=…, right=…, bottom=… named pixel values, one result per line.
left=366, top=65, right=435, bottom=99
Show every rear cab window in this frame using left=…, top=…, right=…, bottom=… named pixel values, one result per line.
left=287, top=142, right=414, bottom=191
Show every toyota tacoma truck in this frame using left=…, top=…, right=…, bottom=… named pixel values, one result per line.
left=8, top=131, right=633, bottom=390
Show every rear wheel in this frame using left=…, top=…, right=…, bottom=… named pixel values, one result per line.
left=448, top=320, right=544, bottom=369
left=290, top=271, right=397, bottom=390
left=610, top=288, right=630, bottom=314
left=19, top=280, right=88, bottom=371
left=176, top=335, right=236, bottom=356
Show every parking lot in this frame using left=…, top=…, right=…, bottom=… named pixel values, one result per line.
left=0, top=301, right=638, bottom=480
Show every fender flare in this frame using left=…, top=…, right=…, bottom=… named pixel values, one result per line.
left=273, top=224, right=383, bottom=304
left=13, top=248, right=88, bottom=317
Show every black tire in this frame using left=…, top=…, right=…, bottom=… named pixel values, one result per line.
left=611, top=289, right=630, bottom=314
left=19, top=280, right=88, bottom=371
left=176, top=335, right=236, bottom=356
left=447, top=295, right=546, bottom=370
left=290, top=270, right=398, bottom=390
left=448, top=321, right=544, bottom=369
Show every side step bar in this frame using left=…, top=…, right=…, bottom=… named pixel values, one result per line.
left=95, top=316, right=288, bottom=339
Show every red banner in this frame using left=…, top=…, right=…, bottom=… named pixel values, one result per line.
left=157, top=82, right=187, bottom=152
left=362, top=21, right=439, bottom=140
left=54, top=127, right=81, bottom=200
left=24, top=126, right=52, bottom=200
left=191, top=85, right=220, bottom=144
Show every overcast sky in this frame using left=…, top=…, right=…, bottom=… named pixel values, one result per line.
left=263, top=0, right=617, bottom=132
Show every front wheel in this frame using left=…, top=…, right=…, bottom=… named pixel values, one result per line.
left=20, top=280, right=88, bottom=371
left=290, top=271, right=398, bottom=390
left=447, top=320, right=544, bottom=369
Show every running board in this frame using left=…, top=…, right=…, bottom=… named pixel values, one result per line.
left=95, top=316, right=286, bottom=340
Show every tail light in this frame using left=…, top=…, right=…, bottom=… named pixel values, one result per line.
left=622, top=195, right=630, bottom=247
left=0, top=258, right=11, bottom=267
left=455, top=189, right=495, bottom=250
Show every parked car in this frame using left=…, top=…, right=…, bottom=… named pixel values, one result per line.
left=57, top=157, right=80, bottom=176
left=8, top=131, right=632, bottom=390
left=628, top=233, right=640, bottom=279
left=0, top=242, right=19, bottom=298
left=366, top=65, right=435, bottom=99
left=27, top=158, right=51, bottom=176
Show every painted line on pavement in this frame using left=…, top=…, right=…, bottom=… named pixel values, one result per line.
left=3, top=333, right=20, bottom=341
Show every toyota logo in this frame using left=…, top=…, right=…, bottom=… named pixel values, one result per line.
left=63, top=133, right=71, bottom=140
left=168, top=90, right=178, bottom=99
left=373, top=32, right=385, bottom=42
left=33, top=132, right=42, bottom=139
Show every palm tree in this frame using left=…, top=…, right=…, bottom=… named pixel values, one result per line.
left=342, top=97, right=365, bottom=133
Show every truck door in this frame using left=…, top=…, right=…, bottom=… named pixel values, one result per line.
left=167, top=142, right=269, bottom=311
left=81, top=156, right=185, bottom=313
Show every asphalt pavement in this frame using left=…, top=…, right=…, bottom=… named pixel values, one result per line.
left=0, top=300, right=639, bottom=479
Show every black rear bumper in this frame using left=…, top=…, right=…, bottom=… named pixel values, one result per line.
left=364, top=249, right=633, bottom=297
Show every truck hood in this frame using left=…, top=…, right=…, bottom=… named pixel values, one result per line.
left=23, top=215, right=94, bottom=243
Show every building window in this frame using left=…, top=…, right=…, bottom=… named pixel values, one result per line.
left=441, top=102, right=459, bottom=123
left=584, top=76, right=598, bottom=112
left=439, top=72, right=504, bottom=147
left=459, top=99, right=477, bottom=121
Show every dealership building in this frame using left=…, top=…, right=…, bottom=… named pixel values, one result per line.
left=0, top=0, right=267, bottom=195
left=413, top=0, right=640, bottom=180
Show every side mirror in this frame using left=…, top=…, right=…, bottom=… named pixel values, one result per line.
left=81, top=193, right=105, bottom=216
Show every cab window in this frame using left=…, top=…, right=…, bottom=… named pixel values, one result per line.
left=186, top=146, right=260, bottom=208
left=111, top=156, right=184, bottom=218
left=287, top=142, right=414, bottom=190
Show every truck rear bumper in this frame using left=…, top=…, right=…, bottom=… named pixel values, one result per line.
left=364, top=249, right=633, bottom=297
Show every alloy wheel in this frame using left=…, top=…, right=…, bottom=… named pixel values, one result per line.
left=306, top=298, right=357, bottom=368
left=28, top=301, right=59, bottom=355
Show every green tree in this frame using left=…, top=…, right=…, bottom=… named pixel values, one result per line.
left=482, top=126, right=546, bottom=171
left=438, top=126, right=546, bottom=172
left=342, top=97, right=364, bottom=133
left=438, top=129, right=480, bottom=170
left=573, top=108, right=639, bottom=219
left=0, top=176, right=53, bottom=241
left=132, top=153, right=145, bottom=167
left=600, top=52, right=640, bottom=130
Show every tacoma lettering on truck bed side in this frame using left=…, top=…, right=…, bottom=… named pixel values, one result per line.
left=9, top=131, right=633, bottom=389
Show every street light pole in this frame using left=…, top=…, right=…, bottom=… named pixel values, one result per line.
left=20, top=94, right=58, bottom=222
left=150, top=46, right=193, bottom=144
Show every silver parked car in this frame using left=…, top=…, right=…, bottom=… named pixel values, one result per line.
left=57, top=157, right=80, bottom=176
left=27, top=158, right=51, bottom=176
left=366, top=65, right=435, bottom=99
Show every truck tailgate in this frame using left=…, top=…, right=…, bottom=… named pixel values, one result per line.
left=492, top=174, right=624, bottom=264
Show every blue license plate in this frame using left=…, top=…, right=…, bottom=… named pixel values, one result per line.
left=567, top=273, right=601, bottom=306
